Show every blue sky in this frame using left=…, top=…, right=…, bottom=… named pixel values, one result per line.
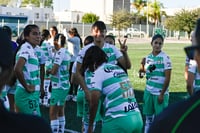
left=53, top=0, right=200, bottom=12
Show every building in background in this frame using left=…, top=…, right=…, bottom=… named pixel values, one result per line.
left=0, top=4, right=54, bottom=37
left=0, top=4, right=54, bottom=22
left=1, top=0, right=199, bottom=38
left=53, top=0, right=130, bottom=24
left=54, top=11, right=84, bottom=23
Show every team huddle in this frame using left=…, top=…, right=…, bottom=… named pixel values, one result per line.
left=1, top=19, right=200, bottom=133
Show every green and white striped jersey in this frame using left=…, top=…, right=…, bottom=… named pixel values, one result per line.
left=145, top=51, right=172, bottom=95
left=34, top=45, right=46, bottom=65
left=40, top=40, right=53, bottom=78
left=188, top=60, right=200, bottom=92
left=51, top=48, right=71, bottom=90
left=15, top=42, right=40, bottom=91
left=76, top=42, right=122, bottom=65
left=40, top=40, right=53, bottom=60
left=85, top=63, right=140, bottom=122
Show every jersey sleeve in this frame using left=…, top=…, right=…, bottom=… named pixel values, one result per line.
left=47, top=42, right=53, bottom=59
left=39, top=48, right=46, bottom=65
left=185, top=56, right=190, bottom=66
left=18, top=45, right=30, bottom=61
left=89, top=69, right=103, bottom=92
left=71, top=61, right=77, bottom=74
left=76, top=44, right=93, bottom=64
left=54, top=50, right=63, bottom=66
left=188, top=60, right=197, bottom=74
left=164, top=55, right=172, bottom=70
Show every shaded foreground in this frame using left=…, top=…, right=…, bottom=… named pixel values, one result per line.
left=40, top=90, right=188, bottom=133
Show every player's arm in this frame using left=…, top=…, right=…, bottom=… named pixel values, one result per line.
left=121, top=50, right=131, bottom=69
left=139, top=57, right=146, bottom=78
left=158, top=69, right=171, bottom=104
left=76, top=62, right=90, bottom=101
left=40, top=63, right=45, bottom=98
left=118, top=38, right=131, bottom=69
left=14, top=57, right=28, bottom=89
left=117, top=56, right=126, bottom=69
left=47, top=64, right=59, bottom=75
left=88, top=90, right=101, bottom=133
left=186, top=60, right=196, bottom=96
left=184, top=65, right=189, bottom=81
left=14, top=57, right=35, bottom=93
left=186, top=72, right=195, bottom=96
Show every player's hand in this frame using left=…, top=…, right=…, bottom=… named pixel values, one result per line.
left=118, top=38, right=128, bottom=53
left=46, top=69, right=51, bottom=76
left=158, top=94, right=164, bottom=104
left=138, top=69, right=145, bottom=78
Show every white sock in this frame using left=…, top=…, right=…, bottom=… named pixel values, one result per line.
left=83, top=121, right=96, bottom=133
left=144, top=115, right=154, bottom=133
left=58, top=116, right=65, bottom=133
left=51, top=119, right=59, bottom=133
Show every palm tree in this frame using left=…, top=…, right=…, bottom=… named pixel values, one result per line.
left=148, top=0, right=165, bottom=26
left=131, top=0, right=147, bottom=24
left=132, top=0, right=147, bottom=15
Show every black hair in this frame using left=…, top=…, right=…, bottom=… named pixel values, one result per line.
left=23, top=24, right=39, bottom=37
left=15, top=31, right=25, bottom=64
left=15, top=24, right=39, bottom=57
left=84, top=35, right=94, bottom=46
left=16, top=31, right=25, bottom=46
left=40, top=29, right=50, bottom=46
left=151, top=34, right=164, bottom=44
left=0, top=28, right=13, bottom=68
left=54, top=33, right=66, bottom=47
left=68, top=27, right=77, bottom=34
left=41, top=29, right=50, bottom=39
left=91, top=21, right=107, bottom=32
left=0, top=28, right=15, bottom=89
left=50, top=26, right=58, bottom=34
left=105, top=35, right=115, bottom=44
left=2, top=25, right=12, bottom=39
left=81, top=46, right=108, bottom=75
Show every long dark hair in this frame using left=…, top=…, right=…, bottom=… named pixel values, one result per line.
left=2, top=25, right=12, bottom=39
left=54, top=33, right=66, bottom=47
left=50, top=26, right=58, bottom=34
left=15, top=24, right=39, bottom=55
left=81, top=46, right=108, bottom=76
left=40, top=29, right=50, bottom=46
left=0, top=28, right=15, bottom=86
left=0, top=28, right=13, bottom=68
left=84, top=35, right=94, bottom=46
left=70, top=27, right=83, bottom=48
